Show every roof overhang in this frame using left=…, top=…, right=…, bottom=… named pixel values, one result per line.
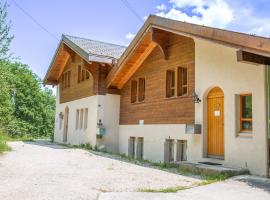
left=106, top=15, right=270, bottom=89
left=44, top=35, right=115, bottom=85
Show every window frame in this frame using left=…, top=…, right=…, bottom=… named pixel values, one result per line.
left=239, top=93, right=253, bottom=132
left=78, top=65, right=91, bottom=83
left=177, top=66, right=189, bottom=97
left=166, top=65, right=189, bottom=98
left=131, top=77, right=146, bottom=104
left=84, top=108, right=88, bottom=130
left=61, top=70, right=71, bottom=90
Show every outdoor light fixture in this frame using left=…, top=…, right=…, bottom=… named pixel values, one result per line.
left=59, top=112, right=64, bottom=119
left=192, top=91, right=201, bottom=103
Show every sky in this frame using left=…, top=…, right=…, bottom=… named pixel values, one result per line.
left=6, top=0, right=270, bottom=79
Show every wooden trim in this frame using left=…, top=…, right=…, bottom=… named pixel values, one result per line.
left=117, top=42, right=157, bottom=89
left=240, top=93, right=253, bottom=132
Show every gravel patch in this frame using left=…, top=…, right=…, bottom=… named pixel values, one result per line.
left=0, top=141, right=202, bottom=200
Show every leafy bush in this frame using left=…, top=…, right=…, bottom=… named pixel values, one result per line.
left=0, top=129, right=11, bottom=153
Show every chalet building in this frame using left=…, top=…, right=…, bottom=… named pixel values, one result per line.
left=44, top=15, right=270, bottom=176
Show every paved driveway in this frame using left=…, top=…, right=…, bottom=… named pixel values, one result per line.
left=0, top=141, right=269, bottom=200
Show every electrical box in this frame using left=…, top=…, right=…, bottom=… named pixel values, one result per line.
left=185, top=124, right=201, bottom=134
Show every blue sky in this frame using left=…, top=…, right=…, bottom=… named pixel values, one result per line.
left=6, top=0, right=270, bottom=79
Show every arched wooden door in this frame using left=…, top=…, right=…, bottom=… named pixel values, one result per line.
left=207, top=87, right=224, bottom=158
left=63, top=106, right=69, bottom=142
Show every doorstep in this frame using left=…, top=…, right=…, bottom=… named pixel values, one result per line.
left=179, top=162, right=249, bottom=177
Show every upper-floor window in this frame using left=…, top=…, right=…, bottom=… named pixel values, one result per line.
left=131, top=78, right=145, bottom=103
left=78, top=65, right=91, bottom=83
left=166, top=66, right=189, bottom=98
left=61, top=70, right=71, bottom=90
left=240, top=94, right=252, bottom=132
left=177, top=67, right=188, bottom=96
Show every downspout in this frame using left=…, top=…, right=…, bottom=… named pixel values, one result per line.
left=265, top=65, right=270, bottom=178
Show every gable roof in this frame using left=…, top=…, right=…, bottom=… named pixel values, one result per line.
left=44, top=35, right=126, bottom=85
left=106, top=15, right=270, bottom=89
left=64, top=35, right=126, bottom=60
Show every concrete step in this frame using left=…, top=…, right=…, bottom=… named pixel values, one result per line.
left=179, top=162, right=249, bottom=177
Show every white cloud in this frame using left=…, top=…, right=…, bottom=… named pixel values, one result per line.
left=156, top=0, right=233, bottom=29
left=125, top=32, right=135, bottom=40
left=155, top=0, right=270, bottom=37
left=156, top=4, right=167, bottom=11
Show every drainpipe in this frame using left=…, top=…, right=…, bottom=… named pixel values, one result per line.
left=265, top=65, right=270, bottom=178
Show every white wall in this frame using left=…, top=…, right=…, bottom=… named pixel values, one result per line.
left=54, top=86, right=98, bottom=145
left=96, top=94, right=120, bottom=153
left=194, top=38, right=268, bottom=176
left=54, top=90, right=120, bottom=152
left=118, top=38, right=268, bottom=176
left=119, top=124, right=200, bottom=162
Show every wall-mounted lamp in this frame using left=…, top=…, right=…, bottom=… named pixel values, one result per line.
left=192, top=91, right=201, bottom=103
left=59, top=112, right=64, bottom=119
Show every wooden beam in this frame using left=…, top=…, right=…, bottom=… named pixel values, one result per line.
left=117, top=42, right=157, bottom=89
left=62, top=43, right=76, bottom=62
left=152, top=28, right=169, bottom=60
left=55, top=52, right=70, bottom=80
left=237, top=50, right=270, bottom=65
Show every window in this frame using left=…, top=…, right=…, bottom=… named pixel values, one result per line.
left=136, top=137, right=144, bottom=160
left=138, top=78, right=145, bottom=102
left=176, top=140, right=187, bottom=161
left=177, top=67, right=188, bottom=96
left=61, top=70, right=71, bottom=90
left=164, top=139, right=174, bottom=163
left=78, top=65, right=81, bottom=83
left=131, top=80, right=138, bottom=103
left=84, top=108, right=88, bottom=130
left=166, top=70, right=175, bottom=98
left=78, top=65, right=90, bottom=83
left=240, top=94, right=252, bottom=132
left=166, top=65, right=189, bottom=98
left=131, top=78, right=145, bottom=103
left=128, top=137, right=136, bottom=158
left=80, top=109, right=84, bottom=129
left=75, top=109, right=79, bottom=129
left=82, top=69, right=85, bottom=81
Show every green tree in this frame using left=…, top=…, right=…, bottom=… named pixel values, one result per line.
left=0, top=1, right=13, bottom=60
left=0, top=1, right=55, bottom=139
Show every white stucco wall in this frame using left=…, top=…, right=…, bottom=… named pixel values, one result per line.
left=96, top=94, right=120, bottom=153
left=54, top=86, right=98, bottom=145
left=118, top=38, right=268, bottom=176
left=194, top=38, right=268, bottom=176
left=119, top=124, right=201, bottom=162
left=54, top=89, right=120, bottom=152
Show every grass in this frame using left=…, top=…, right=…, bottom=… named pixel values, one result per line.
left=138, top=186, right=190, bottom=193
left=138, top=174, right=228, bottom=193
left=0, top=130, right=11, bottom=153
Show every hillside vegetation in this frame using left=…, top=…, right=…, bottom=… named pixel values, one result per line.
left=0, top=1, right=55, bottom=152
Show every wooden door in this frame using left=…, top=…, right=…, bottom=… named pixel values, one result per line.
left=63, top=107, right=69, bottom=142
left=207, top=87, right=224, bottom=158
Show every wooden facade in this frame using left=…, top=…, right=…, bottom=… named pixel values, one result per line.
left=59, top=54, right=113, bottom=103
left=119, top=34, right=195, bottom=125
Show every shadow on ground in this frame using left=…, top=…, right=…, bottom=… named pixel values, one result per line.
left=234, top=176, right=270, bottom=193
left=23, top=140, right=69, bottom=149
